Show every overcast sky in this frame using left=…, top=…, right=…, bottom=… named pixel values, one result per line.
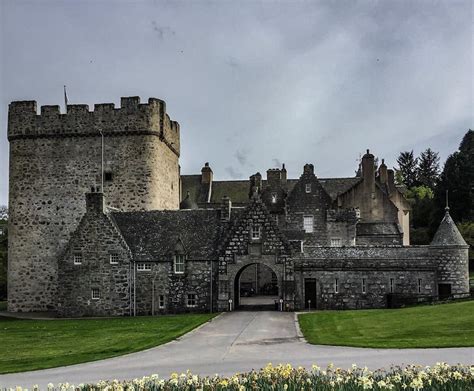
left=0, top=0, right=472, bottom=206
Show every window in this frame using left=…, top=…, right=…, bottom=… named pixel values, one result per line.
left=389, top=278, right=394, bottom=293
left=362, top=278, right=367, bottom=294
left=303, top=216, right=314, bottom=233
left=73, top=254, right=82, bottom=265
left=334, top=278, right=339, bottom=294
left=355, top=208, right=361, bottom=219
left=137, top=263, right=152, bottom=271
left=418, top=279, right=422, bottom=294
left=174, top=255, right=185, bottom=274
left=110, top=253, right=119, bottom=265
left=251, top=225, right=261, bottom=240
left=158, top=295, right=165, bottom=309
left=105, top=172, right=113, bottom=181
left=91, top=288, right=100, bottom=300
left=187, top=293, right=197, bottom=307
left=330, top=238, right=342, bottom=247
left=305, top=183, right=311, bottom=193
left=271, top=194, right=277, bottom=204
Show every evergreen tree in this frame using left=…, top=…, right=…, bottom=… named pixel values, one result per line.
left=417, top=148, right=440, bottom=189
left=396, top=150, right=418, bottom=188
left=432, top=130, right=474, bottom=229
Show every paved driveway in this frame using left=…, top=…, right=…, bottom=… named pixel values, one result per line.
left=1, top=311, right=473, bottom=388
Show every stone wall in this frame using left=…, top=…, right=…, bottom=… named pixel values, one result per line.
left=57, top=193, right=132, bottom=317
left=8, top=97, right=180, bottom=312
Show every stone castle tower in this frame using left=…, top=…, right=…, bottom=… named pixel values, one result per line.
left=7, top=97, right=180, bottom=312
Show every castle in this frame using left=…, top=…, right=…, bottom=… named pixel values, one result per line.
left=6, top=96, right=469, bottom=316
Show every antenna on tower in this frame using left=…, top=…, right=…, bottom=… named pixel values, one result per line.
left=445, top=190, right=449, bottom=211
left=63, top=85, right=68, bottom=113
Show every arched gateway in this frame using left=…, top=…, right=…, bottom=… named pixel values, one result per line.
left=217, top=196, right=295, bottom=311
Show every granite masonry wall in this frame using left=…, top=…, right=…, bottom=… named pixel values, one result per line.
left=8, top=97, right=180, bottom=312
left=57, top=193, right=132, bottom=317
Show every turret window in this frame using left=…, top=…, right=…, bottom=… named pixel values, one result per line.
left=305, top=183, right=312, bottom=193
left=362, top=278, right=367, bottom=294
left=91, top=288, right=100, bottom=300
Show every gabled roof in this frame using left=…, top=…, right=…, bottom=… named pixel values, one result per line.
left=181, top=175, right=361, bottom=204
left=431, top=209, right=467, bottom=246
left=111, top=209, right=222, bottom=260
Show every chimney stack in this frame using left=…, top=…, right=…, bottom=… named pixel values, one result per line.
left=378, top=159, right=388, bottom=184
left=201, top=162, right=213, bottom=184
left=387, top=169, right=396, bottom=194
left=281, top=163, right=287, bottom=185
left=266, top=168, right=281, bottom=188
left=361, top=149, right=375, bottom=194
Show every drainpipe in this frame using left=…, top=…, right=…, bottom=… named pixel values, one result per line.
left=209, top=260, right=213, bottom=313
left=133, top=260, right=136, bottom=317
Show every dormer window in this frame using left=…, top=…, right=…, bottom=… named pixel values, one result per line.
left=251, top=225, right=261, bottom=240
left=305, top=183, right=311, bottom=193
left=174, top=254, right=186, bottom=274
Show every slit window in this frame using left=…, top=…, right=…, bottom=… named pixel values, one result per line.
left=362, top=278, right=366, bottom=294
left=389, top=278, right=394, bottom=293
left=334, top=278, right=339, bottom=294
left=418, top=279, right=422, bottom=294
left=174, top=255, right=185, bottom=274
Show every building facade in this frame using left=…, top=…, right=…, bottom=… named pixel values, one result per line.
left=6, top=96, right=469, bottom=316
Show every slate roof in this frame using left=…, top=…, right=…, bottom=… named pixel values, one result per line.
left=180, top=175, right=361, bottom=204
left=431, top=209, right=467, bottom=246
left=111, top=209, right=222, bottom=261
left=356, top=222, right=401, bottom=236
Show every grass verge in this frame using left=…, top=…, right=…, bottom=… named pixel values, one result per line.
left=0, top=313, right=216, bottom=374
left=298, top=300, right=474, bottom=348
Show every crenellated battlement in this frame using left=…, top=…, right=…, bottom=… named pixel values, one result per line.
left=8, top=96, right=180, bottom=155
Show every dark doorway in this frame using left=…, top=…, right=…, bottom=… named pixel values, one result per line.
left=438, top=283, right=452, bottom=299
left=234, top=263, right=279, bottom=310
left=304, top=278, right=317, bottom=309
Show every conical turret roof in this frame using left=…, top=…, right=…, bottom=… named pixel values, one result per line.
left=431, top=208, right=467, bottom=246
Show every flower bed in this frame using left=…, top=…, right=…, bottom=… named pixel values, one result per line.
left=13, top=363, right=474, bottom=390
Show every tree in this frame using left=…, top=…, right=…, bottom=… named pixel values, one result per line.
left=432, top=130, right=473, bottom=227
left=0, top=205, right=7, bottom=220
left=417, top=148, right=440, bottom=189
left=396, top=151, right=418, bottom=188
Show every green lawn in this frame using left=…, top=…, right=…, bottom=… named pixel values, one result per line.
left=0, top=313, right=216, bottom=374
left=298, top=300, right=474, bottom=348
left=0, top=301, right=6, bottom=311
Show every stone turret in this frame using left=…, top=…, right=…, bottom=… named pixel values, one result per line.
left=431, top=207, right=467, bottom=246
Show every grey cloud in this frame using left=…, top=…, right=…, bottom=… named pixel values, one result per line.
left=225, top=166, right=243, bottom=179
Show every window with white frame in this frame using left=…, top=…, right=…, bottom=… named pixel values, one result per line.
left=271, top=193, right=277, bottom=204
left=330, top=238, right=342, bottom=247
left=110, top=253, right=119, bottom=265
left=187, top=293, right=197, bottom=307
left=158, top=295, right=165, bottom=309
left=251, top=225, right=261, bottom=240
left=362, top=278, right=367, bottom=294
left=91, top=288, right=100, bottom=300
left=389, top=278, right=394, bottom=293
left=73, top=253, right=82, bottom=265
left=305, top=183, right=311, bottom=193
left=137, top=263, right=152, bottom=271
left=334, top=278, right=339, bottom=294
left=174, top=254, right=185, bottom=274
left=418, top=278, right=422, bottom=293
left=303, top=215, right=314, bottom=233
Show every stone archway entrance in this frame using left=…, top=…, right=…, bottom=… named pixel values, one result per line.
left=234, top=263, right=279, bottom=310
